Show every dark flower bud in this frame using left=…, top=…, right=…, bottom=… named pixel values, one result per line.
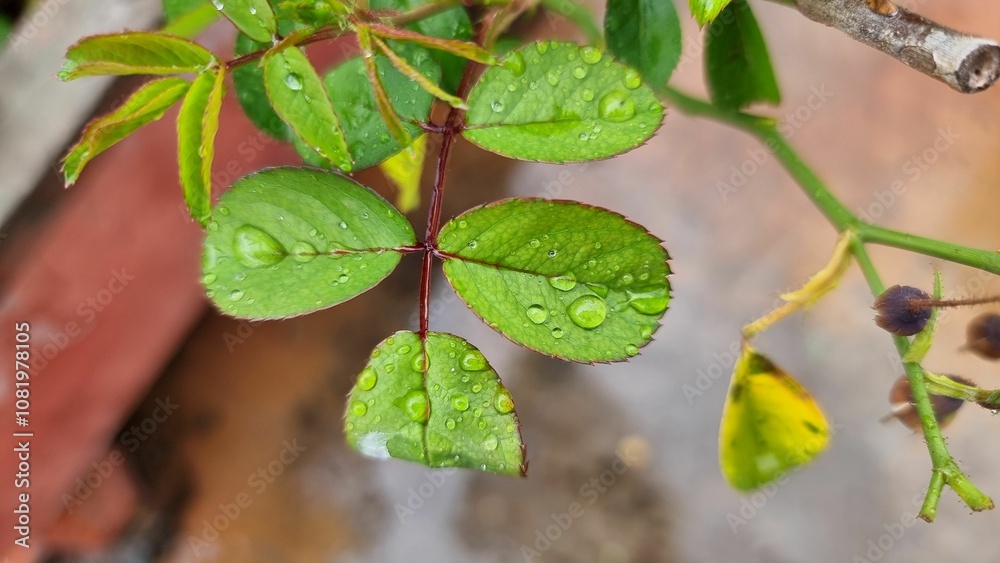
left=884, top=374, right=971, bottom=431
left=965, top=313, right=1000, bottom=360
left=873, top=285, right=932, bottom=336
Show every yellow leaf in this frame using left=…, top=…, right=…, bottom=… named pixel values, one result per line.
left=380, top=135, right=426, bottom=213
left=719, top=345, right=829, bottom=491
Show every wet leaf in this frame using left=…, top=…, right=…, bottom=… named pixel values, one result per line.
left=345, top=330, right=526, bottom=476
left=604, top=0, right=682, bottom=89
left=689, top=0, right=732, bottom=26
left=59, top=32, right=217, bottom=80
left=63, top=77, right=190, bottom=186
left=463, top=42, right=664, bottom=163
left=161, top=2, right=221, bottom=38
left=177, top=69, right=226, bottom=225
left=438, top=199, right=671, bottom=363
left=212, top=0, right=277, bottom=43
left=201, top=167, right=416, bottom=319
left=705, top=0, right=780, bottom=111
left=720, top=346, right=829, bottom=491
left=232, top=31, right=293, bottom=141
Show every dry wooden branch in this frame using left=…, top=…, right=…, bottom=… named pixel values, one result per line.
left=795, top=0, right=1000, bottom=93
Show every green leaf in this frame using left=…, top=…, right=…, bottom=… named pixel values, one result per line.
left=294, top=47, right=439, bottom=170
left=604, top=0, right=682, bottom=89
left=903, top=270, right=943, bottom=363
left=704, top=0, right=780, bottom=111
left=232, top=32, right=292, bottom=141
left=63, top=78, right=190, bottom=187
left=371, top=36, right=466, bottom=109
left=212, top=0, right=277, bottom=43
left=59, top=32, right=216, bottom=80
left=161, top=3, right=222, bottom=38
left=381, top=134, right=426, bottom=213
left=370, top=0, right=473, bottom=93
left=264, top=46, right=352, bottom=171
left=540, top=0, right=604, bottom=47
left=358, top=30, right=414, bottom=151
left=177, top=69, right=226, bottom=225
left=438, top=199, right=670, bottom=363
left=345, top=330, right=526, bottom=475
left=164, top=0, right=209, bottom=21
left=463, top=42, right=664, bottom=163
left=365, top=23, right=496, bottom=66
left=689, top=0, right=732, bottom=26
left=720, top=346, right=829, bottom=491
left=201, top=167, right=416, bottom=319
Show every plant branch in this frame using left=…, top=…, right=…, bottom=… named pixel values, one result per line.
left=859, top=224, right=1000, bottom=275
left=791, top=0, right=1000, bottom=93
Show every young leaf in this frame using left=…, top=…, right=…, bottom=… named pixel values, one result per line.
left=540, top=0, right=604, bottom=47
left=345, top=330, right=526, bottom=475
left=264, top=46, right=353, bottom=171
left=604, top=0, right=682, bottom=89
left=296, top=47, right=438, bottom=170
left=370, top=0, right=473, bottom=93
left=690, top=0, right=732, bottom=26
left=365, top=23, right=497, bottom=66
left=381, top=134, right=426, bottom=213
left=213, top=0, right=277, bottom=44
left=371, top=36, right=466, bottom=109
left=720, top=345, right=829, bottom=491
left=177, top=69, right=226, bottom=225
left=59, top=32, right=216, bottom=80
left=463, top=42, right=664, bottom=163
left=161, top=3, right=222, bottom=39
left=232, top=32, right=292, bottom=141
left=358, top=30, right=413, bottom=151
left=438, top=199, right=671, bottom=363
left=704, top=1, right=780, bottom=111
left=201, top=167, right=416, bottom=319
left=63, top=77, right=190, bottom=186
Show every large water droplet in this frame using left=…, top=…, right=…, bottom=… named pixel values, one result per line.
left=626, top=286, right=670, bottom=315
left=357, top=367, right=377, bottom=390
left=548, top=274, right=577, bottom=291
left=460, top=349, right=488, bottom=371
left=491, top=100, right=504, bottom=113
left=285, top=73, right=303, bottom=91
left=580, top=46, right=602, bottom=64
left=640, top=325, right=653, bottom=339
left=403, top=390, right=429, bottom=423
left=230, top=289, right=245, bottom=301
left=625, top=344, right=639, bottom=356
left=598, top=91, right=636, bottom=122
left=623, top=69, right=642, bottom=90
left=233, top=225, right=285, bottom=268
left=535, top=42, right=549, bottom=54
left=572, top=66, right=588, bottom=79
left=551, top=327, right=564, bottom=339
left=411, top=353, right=427, bottom=373
left=452, top=394, right=470, bottom=412
left=290, top=241, right=317, bottom=263
left=505, top=51, right=526, bottom=76
left=350, top=401, right=368, bottom=416
left=545, top=69, right=560, bottom=86
left=495, top=389, right=515, bottom=414
left=526, top=304, right=548, bottom=324
left=567, top=294, right=607, bottom=329
left=483, top=435, right=499, bottom=451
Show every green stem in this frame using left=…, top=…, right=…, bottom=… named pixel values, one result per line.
left=662, top=86, right=995, bottom=518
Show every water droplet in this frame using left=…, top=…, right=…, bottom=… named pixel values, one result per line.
left=472, top=383, right=483, bottom=393
left=483, top=435, right=499, bottom=451
left=505, top=51, right=526, bottom=76
left=547, top=249, right=558, bottom=258
left=357, top=367, right=377, bottom=390
left=290, top=241, right=317, bottom=263
left=551, top=327, right=564, bottom=339
left=210, top=0, right=223, bottom=8
left=529, top=239, right=540, bottom=248
left=640, top=325, right=653, bottom=339
left=458, top=220, right=468, bottom=229
left=468, top=240, right=478, bottom=249
left=217, top=206, right=229, bottom=216
left=625, top=344, right=639, bottom=356
left=580, top=88, right=595, bottom=101
left=578, top=132, right=589, bottom=141
left=338, top=221, right=348, bottom=229
left=580, top=46, right=602, bottom=64
left=338, top=274, right=349, bottom=283
left=452, top=394, right=470, bottom=412
left=623, top=69, right=642, bottom=89
left=284, top=73, right=303, bottom=91
left=535, top=42, right=549, bottom=54
left=572, top=66, right=587, bottom=79
left=445, top=418, right=456, bottom=429
left=598, top=91, right=636, bottom=122
left=403, top=390, right=428, bottom=423
left=495, top=389, right=515, bottom=414
left=397, top=345, right=412, bottom=355
left=411, top=353, right=427, bottom=373
left=385, top=364, right=396, bottom=373
left=229, top=289, right=245, bottom=301
left=201, top=273, right=217, bottom=285
left=460, top=349, right=488, bottom=371
left=526, top=304, right=548, bottom=324
left=248, top=5, right=256, bottom=14
left=588, top=284, right=609, bottom=298
left=233, top=225, right=285, bottom=268
left=548, top=273, right=577, bottom=291
left=622, top=273, right=634, bottom=285
left=350, top=401, right=367, bottom=416
left=567, top=294, right=607, bottom=329
left=626, top=286, right=670, bottom=315
left=491, top=100, right=505, bottom=112
left=207, top=221, right=219, bottom=232
left=545, top=69, right=560, bottom=86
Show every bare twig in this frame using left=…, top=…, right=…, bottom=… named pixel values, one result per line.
left=794, top=0, right=1000, bottom=93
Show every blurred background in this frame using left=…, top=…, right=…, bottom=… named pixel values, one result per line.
left=2, top=0, right=1000, bottom=561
